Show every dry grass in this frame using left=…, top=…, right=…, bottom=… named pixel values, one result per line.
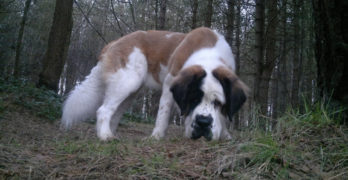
left=0, top=107, right=233, bottom=179
left=0, top=80, right=347, bottom=179
left=2, top=108, right=346, bottom=179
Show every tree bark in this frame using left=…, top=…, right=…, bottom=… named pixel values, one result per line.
left=313, top=0, right=348, bottom=119
left=158, top=0, right=167, bottom=30
left=13, top=0, right=32, bottom=78
left=225, top=0, right=235, bottom=46
left=128, top=0, right=137, bottom=29
left=154, top=0, right=158, bottom=29
left=255, top=0, right=279, bottom=122
left=204, top=0, right=213, bottom=27
left=235, top=0, right=241, bottom=74
left=291, top=0, right=301, bottom=107
left=38, top=0, right=73, bottom=91
left=278, top=0, right=289, bottom=115
left=191, top=0, right=198, bottom=29
left=271, top=63, right=279, bottom=125
left=110, top=0, right=124, bottom=36
left=254, top=0, right=265, bottom=113
left=233, top=0, right=242, bottom=129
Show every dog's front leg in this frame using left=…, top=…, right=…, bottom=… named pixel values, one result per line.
left=151, top=75, right=174, bottom=139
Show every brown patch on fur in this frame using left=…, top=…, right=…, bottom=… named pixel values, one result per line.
left=168, top=27, right=218, bottom=76
left=99, top=30, right=185, bottom=83
left=212, top=67, right=249, bottom=95
left=143, top=31, right=185, bottom=82
left=212, top=66, right=249, bottom=120
left=172, top=65, right=206, bottom=84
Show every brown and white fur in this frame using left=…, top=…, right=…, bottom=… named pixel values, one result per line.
left=62, top=27, right=248, bottom=141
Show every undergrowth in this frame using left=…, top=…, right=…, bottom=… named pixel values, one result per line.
left=0, top=78, right=151, bottom=124
left=218, top=100, right=348, bottom=179
left=0, top=78, right=62, bottom=121
left=0, top=78, right=347, bottom=179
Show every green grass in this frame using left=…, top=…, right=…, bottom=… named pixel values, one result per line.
left=231, top=100, right=348, bottom=179
left=1, top=78, right=347, bottom=179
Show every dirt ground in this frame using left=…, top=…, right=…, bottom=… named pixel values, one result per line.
left=0, top=108, right=238, bottom=179
left=1, top=107, right=347, bottom=179
left=1, top=80, right=347, bottom=179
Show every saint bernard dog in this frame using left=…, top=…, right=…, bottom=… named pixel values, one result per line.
left=62, top=27, right=248, bottom=141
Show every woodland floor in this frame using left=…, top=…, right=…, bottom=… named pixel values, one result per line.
left=0, top=80, right=347, bottom=179
left=0, top=108, right=239, bottom=179
left=1, top=108, right=347, bottom=179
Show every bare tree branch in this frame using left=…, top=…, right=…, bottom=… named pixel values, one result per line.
left=110, top=0, right=124, bottom=36
left=74, top=0, right=107, bottom=44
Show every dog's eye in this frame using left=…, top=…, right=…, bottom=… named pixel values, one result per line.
left=213, top=100, right=222, bottom=108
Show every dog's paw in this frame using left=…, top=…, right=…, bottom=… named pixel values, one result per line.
left=150, top=130, right=165, bottom=140
left=97, top=129, right=115, bottom=141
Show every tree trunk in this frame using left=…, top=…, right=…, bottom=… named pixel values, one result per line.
left=128, top=0, right=137, bottom=29
left=154, top=0, right=158, bottom=29
left=13, top=0, right=32, bottom=78
left=264, top=0, right=279, bottom=117
left=233, top=0, right=242, bottom=129
left=38, top=0, right=73, bottom=91
left=255, top=0, right=279, bottom=128
left=65, top=54, right=77, bottom=94
left=271, top=63, right=279, bottom=126
left=235, top=0, right=241, bottom=74
left=204, top=0, right=213, bottom=27
left=158, top=0, right=167, bottom=30
left=278, top=0, right=289, bottom=115
left=291, top=0, right=301, bottom=107
left=225, top=0, right=235, bottom=46
left=313, top=0, right=348, bottom=120
left=254, top=0, right=265, bottom=113
left=191, top=0, right=198, bottom=29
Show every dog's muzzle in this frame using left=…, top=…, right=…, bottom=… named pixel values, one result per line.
left=191, top=115, right=213, bottom=141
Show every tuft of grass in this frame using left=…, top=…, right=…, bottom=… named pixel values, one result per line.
left=281, top=99, right=346, bottom=129
left=217, top=100, right=348, bottom=179
left=0, top=78, right=62, bottom=121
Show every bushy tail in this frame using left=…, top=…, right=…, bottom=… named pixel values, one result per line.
left=61, top=63, right=104, bottom=129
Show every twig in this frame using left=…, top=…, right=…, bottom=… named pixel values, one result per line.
left=74, top=0, right=107, bottom=44
left=110, top=0, right=124, bottom=36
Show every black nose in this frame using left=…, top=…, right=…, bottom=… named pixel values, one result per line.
left=195, top=114, right=213, bottom=128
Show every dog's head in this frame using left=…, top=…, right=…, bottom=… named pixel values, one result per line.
left=170, top=65, right=248, bottom=140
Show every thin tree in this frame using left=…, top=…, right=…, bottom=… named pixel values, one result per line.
left=254, top=0, right=279, bottom=128
left=13, top=0, right=32, bottom=77
left=233, top=0, right=243, bottom=129
left=38, top=0, right=74, bottom=91
left=253, top=0, right=265, bottom=112
left=204, top=0, right=213, bottom=27
left=291, top=0, right=301, bottom=107
left=158, top=0, right=167, bottom=30
left=128, top=0, right=137, bottom=29
left=225, top=0, right=235, bottom=46
left=235, top=0, right=241, bottom=74
left=278, top=0, right=289, bottom=115
left=191, top=0, right=198, bottom=29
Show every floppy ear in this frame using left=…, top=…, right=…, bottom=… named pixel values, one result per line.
left=170, top=66, right=206, bottom=116
left=212, top=67, right=248, bottom=121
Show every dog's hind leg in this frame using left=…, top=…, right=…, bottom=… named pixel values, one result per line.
left=96, top=48, right=147, bottom=141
